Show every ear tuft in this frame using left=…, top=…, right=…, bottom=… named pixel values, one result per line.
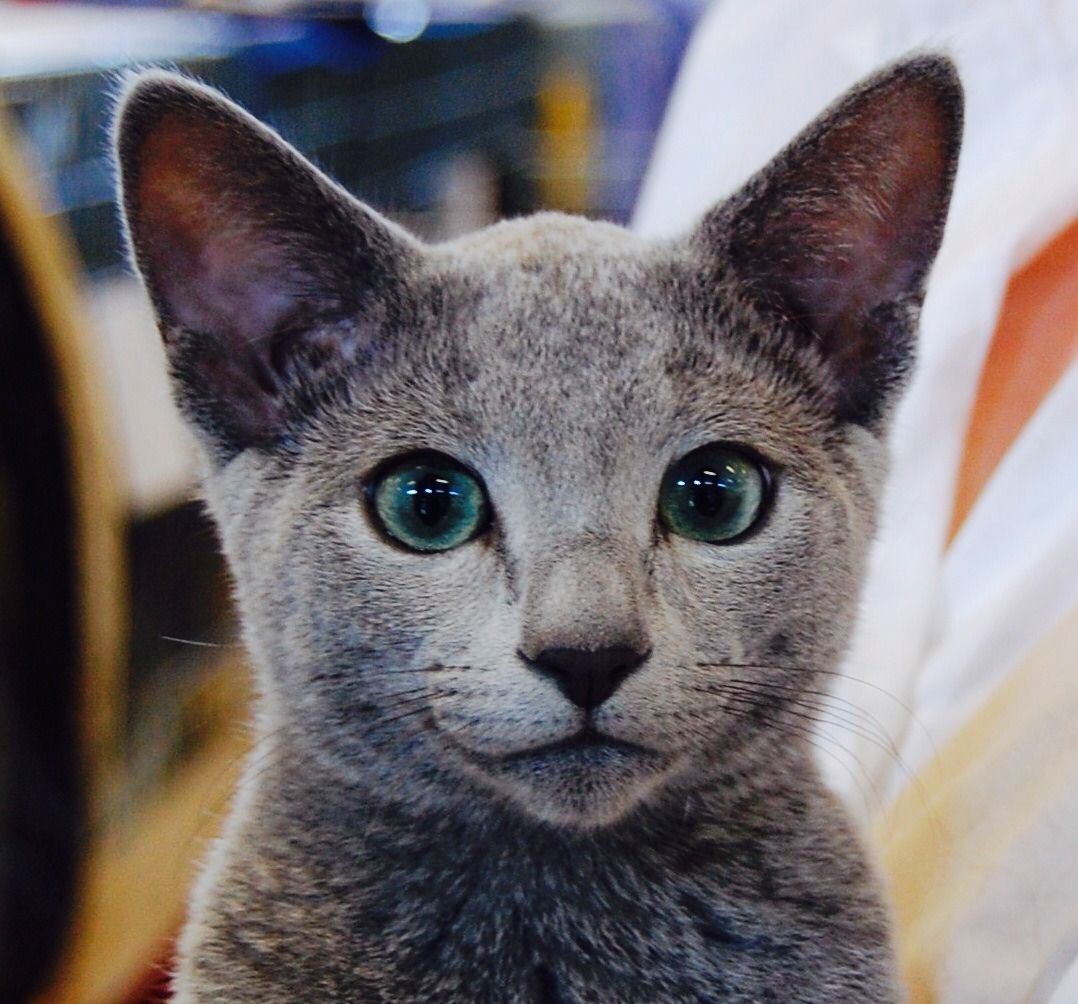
left=699, top=54, right=963, bottom=427
left=115, top=71, right=418, bottom=459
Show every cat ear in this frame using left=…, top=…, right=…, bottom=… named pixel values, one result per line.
left=115, top=71, right=419, bottom=459
left=699, top=55, right=963, bottom=427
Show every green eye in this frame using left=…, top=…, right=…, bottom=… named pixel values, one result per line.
left=659, top=444, right=769, bottom=543
left=369, top=454, right=489, bottom=553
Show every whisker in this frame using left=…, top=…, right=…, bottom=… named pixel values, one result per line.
left=718, top=680, right=902, bottom=761
left=701, top=682, right=908, bottom=785
left=699, top=676, right=899, bottom=752
left=316, top=663, right=497, bottom=680
left=696, top=681, right=935, bottom=823
left=717, top=700, right=882, bottom=817
left=366, top=702, right=436, bottom=732
left=717, top=693, right=887, bottom=813
left=368, top=686, right=431, bottom=703
left=427, top=663, right=499, bottom=673
left=695, top=660, right=938, bottom=763
left=160, top=634, right=242, bottom=649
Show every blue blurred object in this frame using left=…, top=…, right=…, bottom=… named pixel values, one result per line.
left=0, top=0, right=703, bottom=247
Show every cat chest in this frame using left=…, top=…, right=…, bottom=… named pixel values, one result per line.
left=352, top=868, right=825, bottom=1003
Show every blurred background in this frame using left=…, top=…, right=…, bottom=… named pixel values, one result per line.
left=7, top=1, right=1078, bottom=1002
left=0, top=2, right=702, bottom=1000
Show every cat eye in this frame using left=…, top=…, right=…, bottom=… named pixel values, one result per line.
left=367, top=453, right=489, bottom=553
left=658, top=444, right=769, bottom=544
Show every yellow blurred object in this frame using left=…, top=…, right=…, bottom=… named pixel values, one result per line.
left=38, top=664, right=249, bottom=1004
left=875, top=606, right=1078, bottom=1003
left=537, top=65, right=594, bottom=214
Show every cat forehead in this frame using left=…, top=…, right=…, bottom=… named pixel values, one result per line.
left=419, top=215, right=692, bottom=407
left=436, top=211, right=647, bottom=264
left=422, top=213, right=813, bottom=403
left=427, top=212, right=689, bottom=357
left=334, top=213, right=831, bottom=473
left=118, top=59, right=960, bottom=463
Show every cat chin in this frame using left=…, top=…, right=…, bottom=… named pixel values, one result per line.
left=459, top=741, right=680, bottom=830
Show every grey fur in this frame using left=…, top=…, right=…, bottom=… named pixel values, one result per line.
left=115, top=55, right=962, bottom=1002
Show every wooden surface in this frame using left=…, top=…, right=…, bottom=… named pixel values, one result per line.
left=0, top=106, right=251, bottom=1004
left=0, top=103, right=127, bottom=827
left=36, top=676, right=249, bottom=1004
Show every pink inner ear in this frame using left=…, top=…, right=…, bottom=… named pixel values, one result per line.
left=171, top=232, right=302, bottom=346
left=133, top=111, right=303, bottom=349
left=794, top=81, right=953, bottom=330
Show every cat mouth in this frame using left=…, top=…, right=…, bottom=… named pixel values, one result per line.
left=498, top=725, right=656, bottom=764
left=449, top=723, right=663, bottom=771
left=441, top=722, right=675, bottom=824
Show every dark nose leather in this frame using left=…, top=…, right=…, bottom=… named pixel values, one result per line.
left=529, top=645, right=648, bottom=711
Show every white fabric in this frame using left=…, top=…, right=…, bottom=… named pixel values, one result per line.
left=633, top=3, right=1078, bottom=1001
left=634, top=0, right=1078, bottom=809
left=872, top=607, right=1078, bottom=1004
left=903, top=359, right=1078, bottom=772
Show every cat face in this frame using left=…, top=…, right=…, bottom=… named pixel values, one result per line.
left=204, top=217, right=880, bottom=827
left=116, top=59, right=961, bottom=827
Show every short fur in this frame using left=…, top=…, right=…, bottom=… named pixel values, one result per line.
left=115, top=56, right=962, bottom=1002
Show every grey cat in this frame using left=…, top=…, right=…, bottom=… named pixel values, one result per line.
left=115, top=54, right=961, bottom=1002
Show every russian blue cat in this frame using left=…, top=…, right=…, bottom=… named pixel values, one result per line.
left=116, top=55, right=961, bottom=1002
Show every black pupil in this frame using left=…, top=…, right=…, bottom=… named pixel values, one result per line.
left=687, top=468, right=733, bottom=518
left=411, top=472, right=456, bottom=526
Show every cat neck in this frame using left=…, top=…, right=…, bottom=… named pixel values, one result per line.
left=240, top=721, right=819, bottom=886
left=188, top=723, right=885, bottom=1001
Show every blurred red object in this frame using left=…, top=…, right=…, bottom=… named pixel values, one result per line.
left=125, top=952, right=174, bottom=1004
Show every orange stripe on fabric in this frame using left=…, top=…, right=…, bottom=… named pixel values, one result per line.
left=949, top=217, right=1078, bottom=542
left=874, top=605, right=1078, bottom=1003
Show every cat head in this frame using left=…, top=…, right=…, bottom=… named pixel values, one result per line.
left=116, top=58, right=961, bottom=828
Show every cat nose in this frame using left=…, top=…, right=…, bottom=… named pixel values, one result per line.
left=527, top=645, right=649, bottom=712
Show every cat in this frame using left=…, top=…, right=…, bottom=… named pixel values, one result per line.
left=115, top=53, right=961, bottom=1002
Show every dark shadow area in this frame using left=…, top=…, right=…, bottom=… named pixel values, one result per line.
left=0, top=229, right=83, bottom=1003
